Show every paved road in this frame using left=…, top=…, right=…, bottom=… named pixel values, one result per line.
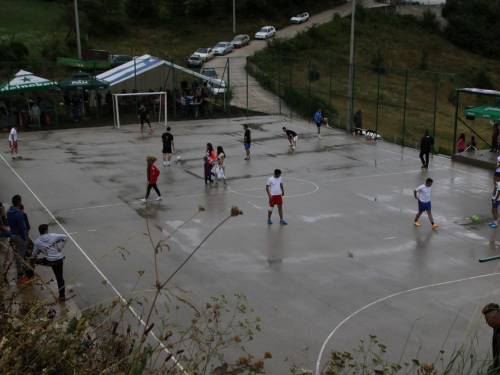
left=202, top=0, right=389, bottom=117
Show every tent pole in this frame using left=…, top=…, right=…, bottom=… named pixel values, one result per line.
left=453, top=88, right=459, bottom=155
left=52, top=62, right=59, bottom=129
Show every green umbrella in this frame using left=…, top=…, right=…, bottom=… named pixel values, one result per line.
left=464, top=103, right=500, bottom=122
left=58, top=71, right=109, bottom=91
left=0, top=69, right=58, bottom=94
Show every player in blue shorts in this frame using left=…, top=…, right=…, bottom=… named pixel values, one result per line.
left=490, top=172, right=500, bottom=228
left=243, top=124, right=251, bottom=160
left=414, top=178, right=438, bottom=229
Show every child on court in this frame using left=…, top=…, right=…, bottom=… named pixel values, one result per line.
left=490, top=172, right=500, bottom=228
left=414, top=178, right=438, bottom=229
left=9, top=125, right=21, bottom=159
left=203, top=156, right=213, bottom=185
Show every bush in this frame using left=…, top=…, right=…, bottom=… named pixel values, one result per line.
left=473, top=69, right=494, bottom=90
left=371, top=48, right=385, bottom=74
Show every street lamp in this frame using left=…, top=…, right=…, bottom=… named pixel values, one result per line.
left=74, top=0, right=82, bottom=59
left=346, top=0, right=355, bottom=133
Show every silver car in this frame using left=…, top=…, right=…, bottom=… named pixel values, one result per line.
left=231, top=35, right=250, bottom=48
left=187, top=54, right=203, bottom=68
left=213, top=42, right=234, bottom=56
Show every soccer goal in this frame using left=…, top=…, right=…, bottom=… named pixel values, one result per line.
left=112, top=92, right=167, bottom=130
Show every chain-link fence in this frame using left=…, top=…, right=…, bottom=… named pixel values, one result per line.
left=0, top=58, right=494, bottom=156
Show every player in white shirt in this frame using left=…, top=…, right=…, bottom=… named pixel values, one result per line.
left=8, top=125, right=20, bottom=159
left=413, top=178, right=438, bottom=228
left=266, top=169, right=287, bottom=225
left=490, top=172, right=500, bottom=228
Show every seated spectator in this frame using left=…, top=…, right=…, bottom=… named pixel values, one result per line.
left=467, top=136, right=476, bottom=152
left=457, top=133, right=466, bottom=153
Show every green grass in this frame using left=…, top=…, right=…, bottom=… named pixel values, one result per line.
left=0, top=0, right=62, bottom=36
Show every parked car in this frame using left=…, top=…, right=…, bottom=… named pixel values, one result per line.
left=195, top=47, right=214, bottom=62
left=231, top=34, right=251, bottom=48
left=187, top=54, right=203, bottom=68
left=207, top=79, right=227, bottom=96
left=213, top=42, right=234, bottom=56
left=201, top=68, right=218, bottom=82
left=110, top=54, right=133, bottom=68
left=290, top=12, right=309, bottom=24
left=254, top=26, right=276, bottom=40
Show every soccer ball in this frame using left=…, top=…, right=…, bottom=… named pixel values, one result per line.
left=472, top=215, right=479, bottom=222
left=177, top=156, right=182, bottom=161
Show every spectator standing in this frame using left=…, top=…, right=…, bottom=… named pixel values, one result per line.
left=13, top=102, right=21, bottom=126
left=71, top=93, right=81, bottom=121
left=38, top=97, right=46, bottom=126
left=6, top=195, right=27, bottom=277
left=313, top=108, right=329, bottom=140
left=419, top=129, right=434, bottom=170
left=413, top=178, right=438, bottom=229
left=138, top=104, right=153, bottom=134
left=206, top=143, right=216, bottom=179
left=353, top=109, right=363, bottom=135
left=161, top=126, right=175, bottom=167
left=0, top=101, right=9, bottom=130
left=0, top=206, right=11, bottom=238
left=9, top=125, right=20, bottom=159
left=492, top=122, right=499, bottom=153
left=181, top=92, right=187, bottom=119
left=105, top=90, right=113, bottom=113
left=266, top=169, right=287, bottom=225
left=63, top=92, right=72, bottom=119
left=490, top=172, right=500, bottom=228
left=141, top=155, right=162, bottom=202
left=482, top=303, right=500, bottom=374
left=187, top=90, right=195, bottom=118
left=31, top=224, right=68, bottom=301
left=457, top=133, right=466, bottom=153
left=243, top=124, right=251, bottom=160
left=95, top=91, right=102, bottom=116
left=31, top=102, right=41, bottom=128
left=83, top=90, right=90, bottom=117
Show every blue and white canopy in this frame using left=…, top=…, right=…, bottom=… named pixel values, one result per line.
left=97, top=55, right=165, bottom=86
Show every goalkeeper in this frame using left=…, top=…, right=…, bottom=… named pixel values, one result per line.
left=138, top=103, right=154, bottom=134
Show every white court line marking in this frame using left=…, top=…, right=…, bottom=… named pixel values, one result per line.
left=17, top=138, right=57, bottom=146
left=55, top=203, right=124, bottom=213
left=315, top=272, right=500, bottom=374
left=0, top=155, right=187, bottom=374
left=383, top=237, right=397, bottom=240
left=87, top=229, right=96, bottom=232
left=228, top=178, right=319, bottom=198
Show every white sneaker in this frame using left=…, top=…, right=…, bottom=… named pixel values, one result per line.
left=140, top=199, right=147, bottom=203
left=156, top=197, right=162, bottom=201
left=163, top=162, right=167, bottom=167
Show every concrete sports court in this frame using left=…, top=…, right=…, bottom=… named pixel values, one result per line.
left=1, top=116, right=499, bottom=373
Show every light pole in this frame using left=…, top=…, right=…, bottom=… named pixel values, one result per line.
left=346, top=0, right=355, bottom=133
left=74, top=0, right=82, bottom=59
left=233, top=0, right=236, bottom=34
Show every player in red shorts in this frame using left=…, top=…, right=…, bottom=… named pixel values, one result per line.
left=266, top=169, right=287, bottom=225
left=8, top=125, right=20, bottom=159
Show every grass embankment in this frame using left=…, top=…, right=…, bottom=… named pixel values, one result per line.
left=250, top=8, right=500, bottom=154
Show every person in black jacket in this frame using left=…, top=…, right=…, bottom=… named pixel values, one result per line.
left=483, top=303, right=500, bottom=374
left=419, top=130, right=434, bottom=170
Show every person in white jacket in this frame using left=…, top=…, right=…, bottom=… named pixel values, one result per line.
left=31, top=224, right=68, bottom=301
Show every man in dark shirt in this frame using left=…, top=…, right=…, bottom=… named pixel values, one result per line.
left=243, top=124, right=251, bottom=160
left=6, top=194, right=27, bottom=277
left=138, top=104, right=153, bottom=134
left=282, top=127, right=297, bottom=153
left=483, top=303, right=500, bottom=374
left=71, top=94, right=81, bottom=121
left=419, top=129, right=434, bottom=170
left=161, top=126, right=175, bottom=167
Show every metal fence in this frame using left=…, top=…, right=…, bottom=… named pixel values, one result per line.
left=0, top=58, right=493, bottom=156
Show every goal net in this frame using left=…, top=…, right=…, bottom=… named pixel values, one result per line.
left=112, top=92, right=167, bottom=129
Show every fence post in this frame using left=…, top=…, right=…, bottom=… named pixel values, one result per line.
left=453, top=88, right=459, bottom=155
left=402, top=70, right=408, bottom=147
left=375, top=66, right=381, bottom=139
left=329, top=62, right=332, bottom=125
left=289, top=58, right=293, bottom=118
left=432, top=72, right=439, bottom=154
left=278, top=56, right=281, bottom=116
left=226, top=58, right=231, bottom=118
left=246, top=57, right=249, bottom=116
left=172, top=62, right=177, bottom=121
left=52, top=62, right=59, bottom=129
left=351, top=64, right=356, bottom=129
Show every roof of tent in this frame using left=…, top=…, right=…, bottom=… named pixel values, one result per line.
left=464, top=103, right=500, bottom=122
left=0, top=70, right=58, bottom=94
left=456, top=88, right=500, bottom=97
left=96, top=54, right=222, bottom=86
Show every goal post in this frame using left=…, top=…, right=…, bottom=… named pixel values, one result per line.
left=112, top=92, right=167, bottom=129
